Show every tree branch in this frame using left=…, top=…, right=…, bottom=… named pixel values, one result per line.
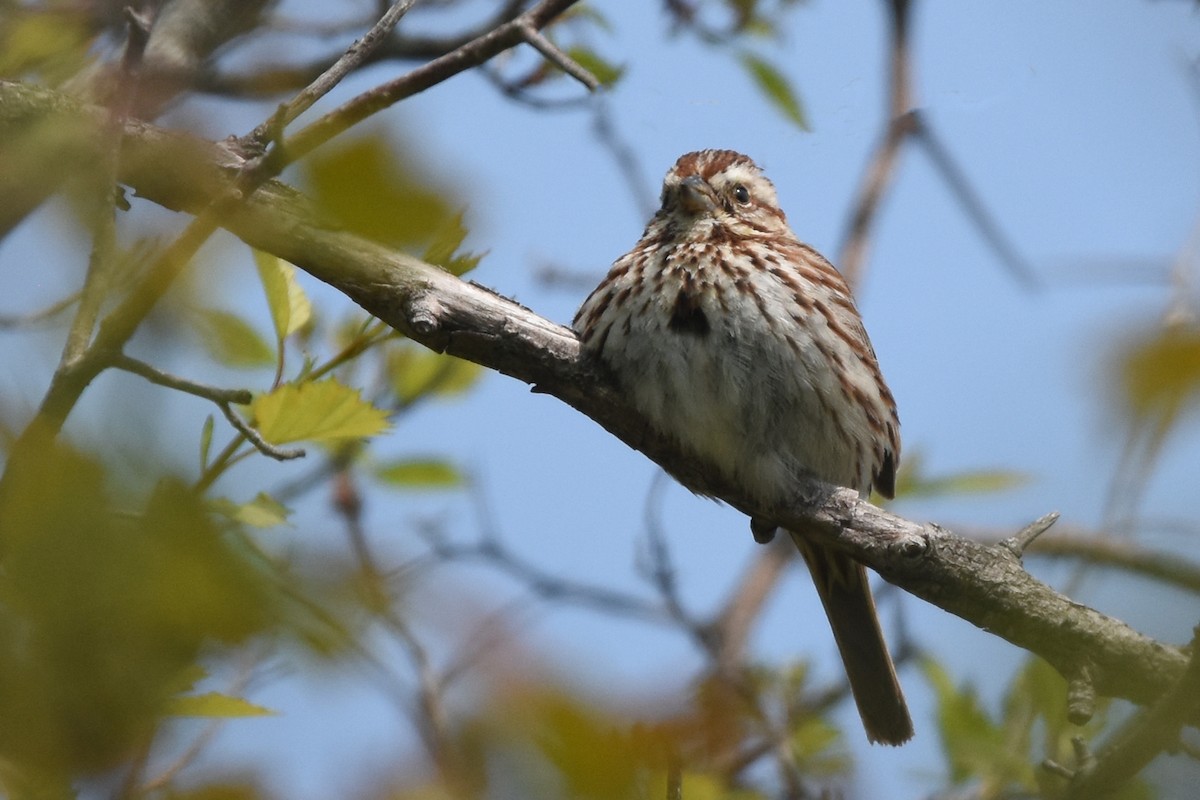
left=0, top=79, right=1192, bottom=723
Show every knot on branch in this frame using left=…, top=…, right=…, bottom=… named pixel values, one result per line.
left=407, top=292, right=445, bottom=336
left=893, top=531, right=928, bottom=562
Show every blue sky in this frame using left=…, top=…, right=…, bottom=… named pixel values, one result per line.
left=4, top=1, right=1200, bottom=797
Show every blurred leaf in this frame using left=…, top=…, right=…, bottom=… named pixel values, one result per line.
left=738, top=52, right=809, bottom=130
left=0, top=10, right=94, bottom=82
left=375, top=458, right=464, bottom=489
left=195, top=308, right=275, bottom=368
left=0, top=446, right=276, bottom=778
left=251, top=379, right=389, bottom=445
left=924, top=658, right=1032, bottom=791
left=422, top=211, right=485, bottom=276
left=303, top=133, right=457, bottom=250
left=788, top=716, right=847, bottom=777
left=253, top=249, right=312, bottom=342
left=200, top=414, right=214, bottom=470
left=1118, top=322, right=1200, bottom=432
left=390, top=346, right=483, bottom=404
left=169, top=692, right=275, bottom=718
left=532, top=692, right=641, bottom=800
left=566, top=46, right=625, bottom=86
left=896, top=458, right=1029, bottom=500
left=212, top=492, right=291, bottom=529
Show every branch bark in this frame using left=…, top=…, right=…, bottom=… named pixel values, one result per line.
left=0, top=78, right=1192, bottom=722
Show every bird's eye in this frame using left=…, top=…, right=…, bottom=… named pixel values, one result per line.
left=733, top=184, right=751, bottom=205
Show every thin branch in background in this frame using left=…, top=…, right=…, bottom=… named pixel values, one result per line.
left=593, top=96, right=656, bottom=221
left=1025, top=533, right=1200, bottom=595
left=113, top=353, right=253, bottom=405
left=838, top=0, right=1035, bottom=293
left=480, top=62, right=595, bottom=109
left=836, top=0, right=915, bottom=288
left=638, top=470, right=699, bottom=630
left=60, top=6, right=154, bottom=369
left=912, top=119, right=1040, bottom=289
left=0, top=292, right=80, bottom=329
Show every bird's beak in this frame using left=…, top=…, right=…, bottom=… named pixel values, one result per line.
left=678, top=175, right=718, bottom=215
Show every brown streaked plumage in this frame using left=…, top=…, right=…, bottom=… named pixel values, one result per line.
left=574, top=149, right=911, bottom=745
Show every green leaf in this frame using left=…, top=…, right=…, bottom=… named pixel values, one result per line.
left=896, top=462, right=1029, bottom=499
left=390, top=346, right=483, bottom=403
left=422, top=211, right=485, bottom=276
left=566, top=46, right=625, bottom=87
left=923, top=658, right=1030, bottom=788
left=195, top=308, right=274, bottom=368
left=253, top=249, right=313, bottom=342
left=168, top=692, right=275, bottom=718
left=199, top=414, right=214, bottom=471
left=250, top=379, right=390, bottom=445
left=302, top=133, right=457, bottom=249
left=738, top=52, right=809, bottom=131
left=212, top=492, right=291, bottom=528
left=375, top=458, right=463, bottom=489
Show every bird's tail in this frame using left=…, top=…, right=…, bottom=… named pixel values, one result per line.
left=789, top=529, right=913, bottom=745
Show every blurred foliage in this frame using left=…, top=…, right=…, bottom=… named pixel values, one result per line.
left=925, top=656, right=1151, bottom=800
left=0, top=444, right=279, bottom=789
left=302, top=132, right=463, bottom=253
left=894, top=451, right=1029, bottom=500
left=737, top=53, right=809, bottom=131
left=1114, top=321, right=1200, bottom=456
left=0, top=6, right=94, bottom=83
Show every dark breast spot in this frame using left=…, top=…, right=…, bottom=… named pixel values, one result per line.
left=669, top=287, right=710, bottom=336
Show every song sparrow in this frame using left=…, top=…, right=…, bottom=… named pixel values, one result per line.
left=574, top=149, right=912, bottom=745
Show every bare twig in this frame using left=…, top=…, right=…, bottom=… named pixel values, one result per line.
left=218, top=402, right=305, bottom=461
left=517, top=21, right=599, bottom=91
left=1001, top=511, right=1060, bottom=558
left=113, top=353, right=252, bottom=405
left=244, top=0, right=418, bottom=153
left=280, top=0, right=583, bottom=167
left=0, top=293, right=80, bottom=329
left=912, top=121, right=1040, bottom=289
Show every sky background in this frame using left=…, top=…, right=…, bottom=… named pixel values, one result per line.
left=4, top=1, right=1200, bottom=798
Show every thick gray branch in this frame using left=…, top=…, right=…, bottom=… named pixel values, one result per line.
left=0, top=79, right=1191, bottom=720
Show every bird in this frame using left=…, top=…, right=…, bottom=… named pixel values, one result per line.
left=573, top=149, right=912, bottom=745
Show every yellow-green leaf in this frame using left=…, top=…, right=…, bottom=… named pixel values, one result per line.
left=250, top=379, right=389, bottom=445
left=169, top=692, right=275, bottom=718
left=195, top=308, right=274, bottom=368
left=390, top=347, right=483, bottom=403
left=739, top=52, right=809, bottom=131
left=1118, top=322, right=1200, bottom=425
left=212, top=492, right=291, bottom=528
left=253, top=249, right=313, bottom=342
left=375, top=458, right=463, bottom=488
